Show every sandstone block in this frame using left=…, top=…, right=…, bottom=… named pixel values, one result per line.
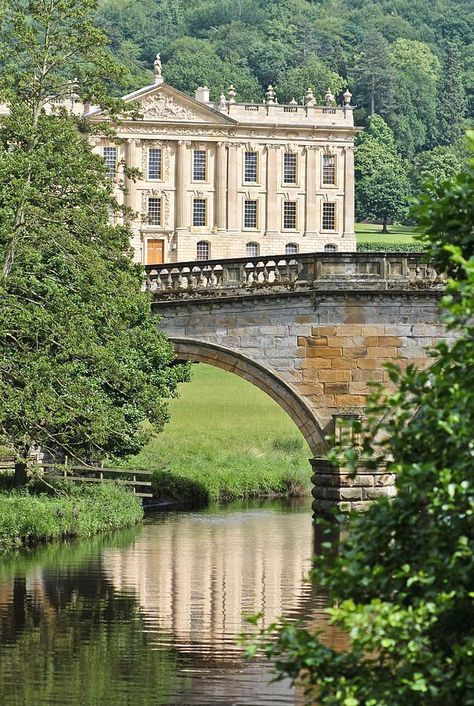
left=324, top=382, right=350, bottom=394
left=365, top=336, right=379, bottom=347
left=335, top=325, right=362, bottom=335
left=356, top=358, right=377, bottom=370
left=349, top=382, right=374, bottom=395
left=335, top=394, right=367, bottom=406
left=295, top=383, right=324, bottom=395
left=330, top=358, right=355, bottom=369
left=366, top=346, right=398, bottom=358
left=301, top=361, right=332, bottom=374
left=318, top=369, right=351, bottom=382
left=352, top=369, right=383, bottom=382
left=312, top=326, right=337, bottom=336
left=343, top=346, right=367, bottom=358
left=307, top=347, right=341, bottom=358
left=378, top=336, right=404, bottom=346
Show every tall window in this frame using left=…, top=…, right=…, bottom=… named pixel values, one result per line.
left=285, top=243, right=298, bottom=255
left=147, top=197, right=162, bottom=226
left=283, top=201, right=297, bottom=229
left=148, top=148, right=162, bottom=180
left=324, top=243, right=337, bottom=252
left=322, top=202, right=336, bottom=230
left=193, top=198, right=206, bottom=227
left=193, top=150, right=207, bottom=181
left=322, top=155, right=336, bottom=185
left=246, top=242, right=259, bottom=257
left=244, top=151, right=258, bottom=182
left=244, top=200, right=258, bottom=229
left=103, top=146, right=117, bottom=178
left=196, top=241, right=209, bottom=260
left=283, top=153, right=297, bottom=184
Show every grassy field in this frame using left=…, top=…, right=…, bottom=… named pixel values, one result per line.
left=127, top=364, right=312, bottom=504
left=355, top=223, right=419, bottom=243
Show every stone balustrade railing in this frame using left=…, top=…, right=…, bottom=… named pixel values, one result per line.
left=146, top=252, right=442, bottom=299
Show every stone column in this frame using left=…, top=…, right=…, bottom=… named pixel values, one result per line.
left=176, top=140, right=190, bottom=233
left=265, top=145, right=279, bottom=235
left=125, top=138, right=142, bottom=215
left=304, top=146, right=318, bottom=237
left=343, top=146, right=355, bottom=237
left=227, top=143, right=239, bottom=234
left=215, top=142, right=227, bottom=232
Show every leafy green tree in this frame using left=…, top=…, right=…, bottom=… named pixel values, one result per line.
left=276, top=57, right=344, bottom=105
left=355, top=115, right=410, bottom=231
left=389, top=38, right=441, bottom=157
left=0, top=0, right=189, bottom=484
left=255, top=136, right=474, bottom=706
left=411, top=146, right=464, bottom=199
left=352, top=30, right=392, bottom=117
left=435, top=43, right=468, bottom=147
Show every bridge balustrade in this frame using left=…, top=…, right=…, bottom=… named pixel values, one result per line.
left=145, top=252, right=442, bottom=298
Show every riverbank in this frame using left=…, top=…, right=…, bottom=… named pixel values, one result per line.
left=127, top=364, right=312, bottom=505
left=0, top=483, right=143, bottom=552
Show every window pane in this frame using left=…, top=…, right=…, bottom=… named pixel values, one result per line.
left=322, top=203, right=336, bottom=230
left=283, top=201, right=297, bottom=229
left=322, top=155, right=336, bottom=185
left=193, top=198, right=206, bottom=227
left=148, top=148, right=162, bottom=180
left=244, top=152, right=258, bottom=182
left=246, top=242, right=259, bottom=257
left=283, top=153, right=297, bottom=184
left=103, top=146, right=117, bottom=178
left=196, top=241, right=209, bottom=260
left=193, top=150, right=207, bottom=181
left=147, top=197, right=161, bottom=226
left=244, top=200, right=258, bottom=228
left=324, top=243, right=337, bottom=252
left=285, top=243, right=298, bottom=255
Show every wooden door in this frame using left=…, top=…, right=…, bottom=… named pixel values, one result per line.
left=146, top=239, right=164, bottom=265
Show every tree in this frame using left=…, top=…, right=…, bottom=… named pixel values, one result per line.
left=352, top=30, right=392, bottom=117
left=275, top=57, right=344, bottom=105
left=355, top=115, right=410, bottom=231
left=255, top=136, right=474, bottom=706
left=0, top=0, right=189, bottom=484
left=389, top=39, right=441, bottom=157
left=435, top=43, right=467, bottom=147
left=411, top=145, right=464, bottom=200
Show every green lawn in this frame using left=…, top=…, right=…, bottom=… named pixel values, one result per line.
left=127, top=364, right=312, bottom=504
left=355, top=222, right=419, bottom=243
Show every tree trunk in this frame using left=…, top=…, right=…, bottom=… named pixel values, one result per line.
left=14, top=461, right=28, bottom=486
left=381, top=218, right=389, bottom=234
left=370, top=74, right=375, bottom=115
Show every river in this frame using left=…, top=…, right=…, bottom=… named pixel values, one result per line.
left=0, top=498, right=346, bottom=706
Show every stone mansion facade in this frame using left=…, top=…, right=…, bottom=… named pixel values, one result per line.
left=86, top=58, right=358, bottom=265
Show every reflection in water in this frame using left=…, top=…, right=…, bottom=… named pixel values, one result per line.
left=0, top=499, right=346, bottom=706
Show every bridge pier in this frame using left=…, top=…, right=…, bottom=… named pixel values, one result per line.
left=310, top=458, right=396, bottom=515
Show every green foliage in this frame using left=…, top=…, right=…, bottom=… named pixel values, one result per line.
left=435, top=43, right=468, bottom=147
left=276, top=58, right=344, bottom=105
left=411, top=145, right=465, bottom=199
left=355, top=115, right=411, bottom=227
left=416, top=132, right=474, bottom=276
left=357, top=242, right=427, bottom=253
left=0, top=0, right=189, bottom=471
left=126, top=364, right=311, bottom=505
left=0, top=483, right=143, bottom=551
left=255, top=142, right=474, bottom=706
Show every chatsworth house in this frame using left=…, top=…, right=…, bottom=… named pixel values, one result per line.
left=84, top=55, right=358, bottom=265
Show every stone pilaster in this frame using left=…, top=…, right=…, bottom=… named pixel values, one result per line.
left=304, top=146, right=318, bottom=237
left=176, top=140, right=190, bottom=233
left=311, top=458, right=396, bottom=515
left=265, top=145, right=279, bottom=236
left=227, top=143, right=239, bottom=234
left=343, top=146, right=355, bottom=239
left=215, top=142, right=227, bottom=232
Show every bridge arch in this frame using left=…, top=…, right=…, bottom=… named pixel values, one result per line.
left=170, top=338, right=327, bottom=456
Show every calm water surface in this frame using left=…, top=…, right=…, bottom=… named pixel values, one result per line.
left=0, top=498, right=346, bottom=706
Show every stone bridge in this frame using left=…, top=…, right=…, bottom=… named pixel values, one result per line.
left=147, top=252, right=450, bottom=514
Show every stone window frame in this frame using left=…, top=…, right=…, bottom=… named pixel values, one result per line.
left=282, top=199, right=298, bottom=231
left=322, top=202, right=337, bottom=231
left=324, top=243, right=338, bottom=252
left=196, top=240, right=210, bottom=260
left=243, top=150, right=259, bottom=184
left=246, top=241, right=260, bottom=257
left=321, top=152, right=337, bottom=187
left=103, top=145, right=117, bottom=179
left=192, top=149, right=207, bottom=182
left=283, top=152, right=298, bottom=185
left=147, top=196, right=162, bottom=226
left=147, top=147, right=163, bottom=181
left=285, top=242, right=299, bottom=255
left=243, top=198, right=259, bottom=230
left=192, top=197, right=207, bottom=227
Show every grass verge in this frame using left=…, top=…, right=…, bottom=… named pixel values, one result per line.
left=355, top=222, right=419, bottom=243
left=126, top=364, right=312, bottom=505
left=0, top=481, right=144, bottom=553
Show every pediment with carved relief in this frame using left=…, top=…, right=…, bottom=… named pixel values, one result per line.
left=129, top=84, right=235, bottom=124
left=140, top=93, right=197, bottom=121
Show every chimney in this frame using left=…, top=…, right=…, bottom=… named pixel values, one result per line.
left=195, top=86, right=210, bottom=103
